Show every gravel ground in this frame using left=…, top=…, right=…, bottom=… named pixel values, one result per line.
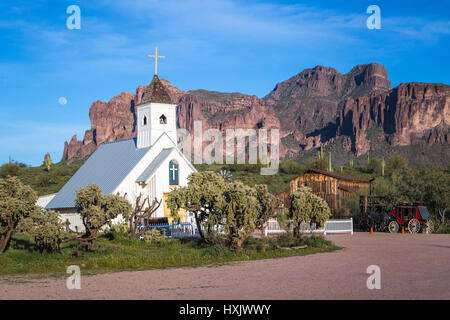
left=0, top=233, right=449, bottom=300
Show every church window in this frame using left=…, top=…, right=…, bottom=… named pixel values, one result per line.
left=159, top=114, right=167, bottom=124
left=143, top=116, right=147, bottom=126
left=169, top=160, right=179, bottom=185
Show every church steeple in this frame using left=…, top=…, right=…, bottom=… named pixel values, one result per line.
left=136, top=48, right=177, bottom=149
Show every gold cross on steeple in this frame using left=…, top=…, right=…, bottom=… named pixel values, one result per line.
left=147, top=47, right=165, bottom=76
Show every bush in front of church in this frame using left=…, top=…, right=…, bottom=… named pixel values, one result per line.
left=167, top=171, right=279, bottom=250
left=167, top=171, right=226, bottom=243
left=18, top=208, right=65, bottom=256
left=75, top=184, right=132, bottom=250
left=143, top=228, right=166, bottom=243
left=0, top=176, right=38, bottom=253
left=216, top=182, right=279, bottom=250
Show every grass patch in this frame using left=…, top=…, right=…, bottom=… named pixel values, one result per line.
left=0, top=233, right=339, bottom=277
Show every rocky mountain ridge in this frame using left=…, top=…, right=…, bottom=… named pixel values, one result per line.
left=62, top=63, right=449, bottom=165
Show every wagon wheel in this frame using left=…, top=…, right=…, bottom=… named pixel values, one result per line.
left=388, top=221, right=399, bottom=233
left=423, top=220, right=434, bottom=234
left=408, top=218, right=421, bottom=234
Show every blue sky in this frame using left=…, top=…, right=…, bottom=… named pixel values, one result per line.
left=0, top=0, right=449, bottom=166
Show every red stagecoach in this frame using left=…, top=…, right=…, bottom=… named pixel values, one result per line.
left=387, top=203, right=434, bottom=234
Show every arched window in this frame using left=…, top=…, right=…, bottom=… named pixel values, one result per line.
left=169, top=160, right=179, bottom=185
left=143, top=116, right=147, bottom=126
left=159, top=114, right=167, bottom=124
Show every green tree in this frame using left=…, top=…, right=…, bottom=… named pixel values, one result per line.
left=167, top=171, right=226, bottom=242
left=0, top=177, right=37, bottom=253
left=392, top=168, right=450, bottom=229
left=19, top=209, right=65, bottom=256
left=287, top=186, right=331, bottom=237
left=43, top=152, right=52, bottom=171
left=74, top=184, right=132, bottom=250
left=364, top=158, right=382, bottom=175
left=386, top=155, right=407, bottom=175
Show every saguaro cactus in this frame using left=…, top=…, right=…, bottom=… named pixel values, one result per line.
left=43, top=153, right=52, bottom=171
left=381, top=157, right=385, bottom=176
left=328, top=152, right=333, bottom=172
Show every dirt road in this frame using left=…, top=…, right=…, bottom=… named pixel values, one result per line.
left=1, top=233, right=449, bottom=299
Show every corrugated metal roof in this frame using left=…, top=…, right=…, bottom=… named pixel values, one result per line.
left=136, top=148, right=174, bottom=183
left=290, top=169, right=370, bottom=183
left=46, top=138, right=151, bottom=209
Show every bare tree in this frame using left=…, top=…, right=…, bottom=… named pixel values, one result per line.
left=128, top=194, right=162, bottom=238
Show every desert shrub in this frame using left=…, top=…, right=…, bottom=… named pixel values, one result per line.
left=386, top=155, right=407, bottom=174
left=0, top=177, right=37, bottom=253
left=363, top=158, right=382, bottom=175
left=71, top=184, right=132, bottom=253
left=37, top=174, right=57, bottom=187
left=280, top=161, right=306, bottom=175
left=108, top=221, right=129, bottom=235
left=19, top=209, right=65, bottom=255
left=215, top=183, right=278, bottom=250
left=0, top=163, right=20, bottom=177
left=143, top=228, right=166, bottom=243
left=167, top=171, right=226, bottom=242
left=287, top=186, right=331, bottom=237
left=308, top=158, right=327, bottom=170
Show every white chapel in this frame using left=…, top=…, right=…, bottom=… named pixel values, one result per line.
left=42, top=50, right=197, bottom=230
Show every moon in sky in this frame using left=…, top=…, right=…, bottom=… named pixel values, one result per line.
left=58, top=97, right=67, bottom=105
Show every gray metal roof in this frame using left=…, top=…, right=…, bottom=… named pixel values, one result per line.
left=136, top=148, right=174, bottom=183
left=46, top=138, right=151, bottom=209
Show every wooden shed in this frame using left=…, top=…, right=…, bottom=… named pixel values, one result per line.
left=276, top=169, right=370, bottom=218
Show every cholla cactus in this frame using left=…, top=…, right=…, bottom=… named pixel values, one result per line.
left=381, top=157, right=385, bottom=176
left=19, top=209, right=65, bottom=256
left=143, top=228, right=166, bottom=243
left=349, top=159, right=354, bottom=168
